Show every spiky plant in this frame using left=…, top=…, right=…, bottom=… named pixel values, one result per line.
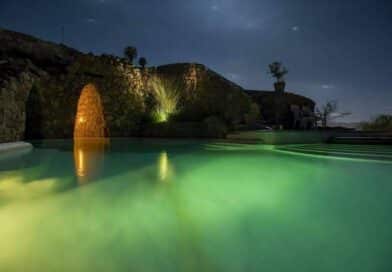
left=150, top=76, right=180, bottom=122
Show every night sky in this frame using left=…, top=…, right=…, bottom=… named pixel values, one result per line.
left=1, top=0, right=391, bottom=122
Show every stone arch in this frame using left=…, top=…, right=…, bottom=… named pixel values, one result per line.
left=74, top=84, right=108, bottom=138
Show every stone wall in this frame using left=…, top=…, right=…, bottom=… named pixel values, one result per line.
left=0, top=59, right=42, bottom=142
left=23, top=54, right=150, bottom=139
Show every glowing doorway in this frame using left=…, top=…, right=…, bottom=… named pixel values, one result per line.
left=74, top=84, right=107, bottom=138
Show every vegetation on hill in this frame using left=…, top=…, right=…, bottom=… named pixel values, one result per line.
left=360, top=115, right=392, bottom=131
left=155, top=64, right=259, bottom=130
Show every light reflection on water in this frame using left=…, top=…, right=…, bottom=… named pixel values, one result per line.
left=73, top=139, right=175, bottom=185
left=73, top=138, right=110, bottom=184
left=158, top=151, right=174, bottom=182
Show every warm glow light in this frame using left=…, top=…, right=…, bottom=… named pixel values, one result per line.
left=73, top=138, right=109, bottom=185
left=74, top=84, right=106, bottom=138
left=76, top=148, right=85, bottom=177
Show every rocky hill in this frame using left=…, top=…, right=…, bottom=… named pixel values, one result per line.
left=0, top=28, right=256, bottom=142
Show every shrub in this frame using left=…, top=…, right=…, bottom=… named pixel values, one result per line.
left=203, top=116, right=228, bottom=138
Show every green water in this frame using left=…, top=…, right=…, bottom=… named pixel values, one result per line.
left=1, top=139, right=392, bottom=272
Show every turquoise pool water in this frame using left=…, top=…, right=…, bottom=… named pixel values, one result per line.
left=1, top=139, right=392, bottom=272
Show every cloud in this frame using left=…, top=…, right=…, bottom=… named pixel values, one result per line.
left=321, top=84, right=335, bottom=89
left=330, top=112, right=341, bottom=118
left=85, top=18, right=97, bottom=23
left=211, top=5, right=219, bottom=11
left=291, top=25, right=300, bottom=31
left=227, top=73, right=242, bottom=82
left=244, top=20, right=261, bottom=29
left=384, top=107, right=392, bottom=112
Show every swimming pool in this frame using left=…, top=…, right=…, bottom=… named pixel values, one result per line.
left=1, top=139, right=392, bottom=272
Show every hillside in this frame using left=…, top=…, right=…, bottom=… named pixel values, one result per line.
left=0, top=28, right=255, bottom=142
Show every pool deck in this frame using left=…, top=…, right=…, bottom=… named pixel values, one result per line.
left=0, top=141, right=33, bottom=155
left=227, top=131, right=335, bottom=144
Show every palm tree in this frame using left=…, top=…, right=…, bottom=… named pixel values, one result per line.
left=124, top=46, right=138, bottom=64
left=268, top=62, right=288, bottom=83
left=268, top=62, right=288, bottom=92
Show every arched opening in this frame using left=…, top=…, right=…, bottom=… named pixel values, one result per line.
left=25, top=85, right=43, bottom=140
left=74, top=84, right=107, bottom=138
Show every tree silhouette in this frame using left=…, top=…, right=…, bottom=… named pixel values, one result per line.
left=316, top=100, right=351, bottom=127
left=138, top=57, right=147, bottom=69
left=124, top=46, right=138, bottom=64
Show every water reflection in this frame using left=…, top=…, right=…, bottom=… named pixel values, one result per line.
left=73, top=138, right=110, bottom=185
left=157, top=151, right=174, bottom=182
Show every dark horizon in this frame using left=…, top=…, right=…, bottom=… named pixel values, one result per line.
left=1, top=0, right=391, bottom=122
